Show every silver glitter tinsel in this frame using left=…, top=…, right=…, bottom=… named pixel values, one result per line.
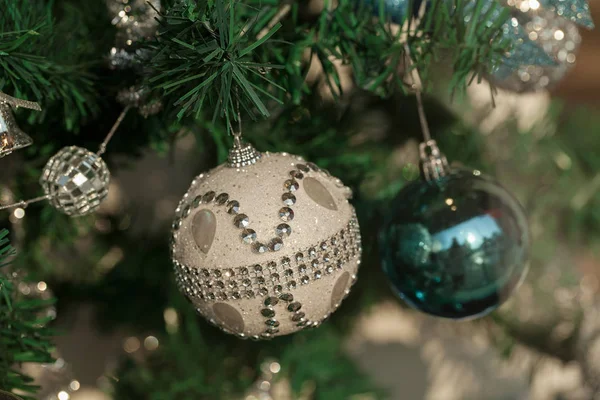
left=107, top=0, right=160, bottom=69
left=40, top=146, right=110, bottom=217
left=117, top=85, right=163, bottom=117
left=489, top=10, right=581, bottom=92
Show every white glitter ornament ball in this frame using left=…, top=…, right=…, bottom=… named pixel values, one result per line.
left=170, top=144, right=361, bottom=339
left=40, top=146, right=110, bottom=217
left=489, top=10, right=581, bottom=93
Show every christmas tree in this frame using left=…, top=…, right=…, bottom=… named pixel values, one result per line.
left=2, top=0, right=600, bottom=399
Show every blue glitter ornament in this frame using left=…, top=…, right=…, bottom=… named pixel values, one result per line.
left=360, top=0, right=425, bottom=23
left=379, top=160, right=529, bottom=320
left=489, top=10, right=581, bottom=92
left=538, top=0, right=594, bottom=29
left=458, top=0, right=557, bottom=70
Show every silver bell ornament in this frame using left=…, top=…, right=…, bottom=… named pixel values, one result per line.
left=39, top=146, right=111, bottom=217
left=171, top=136, right=361, bottom=339
left=0, top=94, right=42, bottom=158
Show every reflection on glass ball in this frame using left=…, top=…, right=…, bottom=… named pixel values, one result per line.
left=379, top=169, right=530, bottom=319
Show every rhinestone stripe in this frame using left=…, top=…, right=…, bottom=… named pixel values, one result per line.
left=258, top=292, right=313, bottom=339
left=173, top=215, right=361, bottom=302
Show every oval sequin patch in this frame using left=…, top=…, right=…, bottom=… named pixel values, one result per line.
left=331, top=271, right=350, bottom=308
left=192, top=209, right=216, bottom=254
left=304, top=177, right=338, bottom=211
left=213, top=303, right=245, bottom=334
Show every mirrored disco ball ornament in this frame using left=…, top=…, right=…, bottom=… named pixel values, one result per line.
left=379, top=141, right=529, bottom=319
left=171, top=139, right=361, bottom=339
left=489, top=10, right=581, bottom=92
left=40, top=146, right=110, bottom=217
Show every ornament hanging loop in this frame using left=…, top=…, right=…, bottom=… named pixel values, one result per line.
left=227, top=98, right=261, bottom=168
left=0, top=92, right=42, bottom=111
left=0, top=194, right=51, bottom=211
left=403, top=43, right=449, bottom=181
left=419, top=140, right=449, bottom=181
left=97, top=106, right=131, bottom=156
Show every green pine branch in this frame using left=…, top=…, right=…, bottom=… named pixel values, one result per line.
left=147, top=0, right=285, bottom=131
left=0, top=0, right=101, bottom=131
left=0, top=229, right=55, bottom=399
left=146, top=0, right=514, bottom=128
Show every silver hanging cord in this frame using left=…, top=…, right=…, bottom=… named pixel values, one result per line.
left=0, top=92, right=42, bottom=111
left=403, top=43, right=449, bottom=181
left=0, top=195, right=51, bottom=211
left=227, top=98, right=261, bottom=168
left=97, top=106, right=131, bottom=156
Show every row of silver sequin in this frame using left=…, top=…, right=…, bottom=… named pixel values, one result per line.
left=173, top=215, right=361, bottom=302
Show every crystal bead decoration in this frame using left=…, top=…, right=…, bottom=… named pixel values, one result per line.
left=275, top=224, right=292, bottom=237
left=284, top=180, right=299, bottom=192
left=278, top=207, right=294, bottom=222
left=282, top=193, right=296, bottom=206
left=203, top=191, right=216, bottom=203
left=269, top=238, right=284, bottom=252
left=215, top=193, right=229, bottom=205
left=227, top=200, right=240, bottom=214
left=241, top=229, right=257, bottom=244
left=253, top=243, right=268, bottom=254
left=40, top=146, right=110, bottom=216
left=234, top=214, right=250, bottom=228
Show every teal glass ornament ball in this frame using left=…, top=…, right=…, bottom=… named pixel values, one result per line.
left=379, top=169, right=529, bottom=320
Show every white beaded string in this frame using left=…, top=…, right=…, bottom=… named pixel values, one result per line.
left=97, top=105, right=131, bottom=156
left=0, top=195, right=52, bottom=211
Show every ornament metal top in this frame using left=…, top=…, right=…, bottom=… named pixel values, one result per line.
left=0, top=93, right=41, bottom=158
left=171, top=137, right=361, bottom=339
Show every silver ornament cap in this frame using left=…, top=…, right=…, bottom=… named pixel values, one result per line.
left=40, top=146, right=110, bottom=217
left=227, top=136, right=262, bottom=168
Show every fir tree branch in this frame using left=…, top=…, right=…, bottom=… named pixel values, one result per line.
left=147, top=0, right=285, bottom=132
left=0, top=229, right=55, bottom=399
left=0, top=0, right=100, bottom=131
